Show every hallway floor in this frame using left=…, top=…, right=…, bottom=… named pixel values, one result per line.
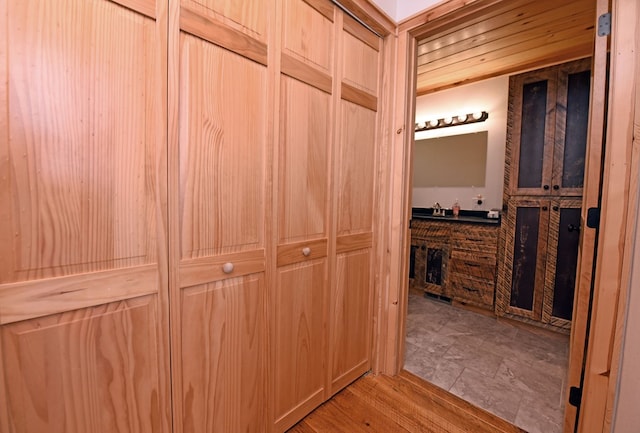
left=404, top=292, right=569, bottom=433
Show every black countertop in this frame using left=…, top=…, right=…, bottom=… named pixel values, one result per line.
left=411, top=207, right=501, bottom=225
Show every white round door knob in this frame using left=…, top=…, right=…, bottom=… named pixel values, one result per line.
left=222, top=262, right=234, bottom=274
left=302, top=247, right=311, bottom=257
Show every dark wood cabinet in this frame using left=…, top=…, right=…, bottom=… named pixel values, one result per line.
left=497, top=58, right=590, bottom=332
left=410, top=219, right=498, bottom=309
left=506, top=58, right=591, bottom=198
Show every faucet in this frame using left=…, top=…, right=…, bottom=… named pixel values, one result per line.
left=433, top=202, right=442, bottom=216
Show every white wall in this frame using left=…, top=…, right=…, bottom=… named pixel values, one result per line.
left=412, top=75, right=509, bottom=211
left=369, top=0, right=440, bottom=22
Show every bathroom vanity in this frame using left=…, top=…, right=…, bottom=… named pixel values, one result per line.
left=409, top=209, right=500, bottom=310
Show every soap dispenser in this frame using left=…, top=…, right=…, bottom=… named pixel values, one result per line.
left=452, top=199, right=460, bottom=217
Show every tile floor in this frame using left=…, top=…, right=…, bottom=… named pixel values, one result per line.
left=404, top=292, right=570, bottom=433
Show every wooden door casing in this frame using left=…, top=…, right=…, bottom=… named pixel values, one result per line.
left=171, top=1, right=270, bottom=432
left=0, top=0, right=170, bottom=432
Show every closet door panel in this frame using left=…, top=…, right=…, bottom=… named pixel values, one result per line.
left=1, top=0, right=162, bottom=284
left=180, top=275, right=266, bottom=433
left=282, top=0, right=334, bottom=72
left=341, top=16, right=379, bottom=96
left=181, top=0, right=266, bottom=41
left=336, top=101, right=376, bottom=237
left=179, top=34, right=266, bottom=260
left=278, top=76, right=330, bottom=244
left=174, top=6, right=270, bottom=432
left=1, top=0, right=170, bottom=432
left=330, top=248, right=372, bottom=392
left=273, top=259, right=327, bottom=430
left=2, top=297, right=164, bottom=433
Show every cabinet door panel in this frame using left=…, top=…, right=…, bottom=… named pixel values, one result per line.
left=543, top=201, right=582, bottom=327
left=518, top=80, right=549, bottom=189
left=274, top=260, right=327, bottom=430
left=497, top=200, right=550, bottom=320
left=507, top=69, right=557, bottom=196
left=330, top=249, right=372, bottom=393
left=180, top=275, right=266, bottom=433
left=554, top=59, right=591, bottom=195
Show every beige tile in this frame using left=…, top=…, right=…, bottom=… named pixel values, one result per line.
left=449, top=368, right=523, bottom=422
left=514, top=395, right=565, bottom=433
left=442, top=343, right=504, bottom=377
left=404, top=347, right=465, bottom=391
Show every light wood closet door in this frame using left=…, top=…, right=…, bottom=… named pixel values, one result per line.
left=273, top=0, right=334, bottom=430
left=329, top=14, right=380, bottom=395
left=172, top=1, right=269, bottom=432
left=0, top=1, right=170, bottom=432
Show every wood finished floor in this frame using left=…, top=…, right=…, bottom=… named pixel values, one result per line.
left=288, top=371, right=526, bottom=433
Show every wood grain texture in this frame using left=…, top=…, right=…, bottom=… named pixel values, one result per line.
left=342, top=29, right=380, bottom=97
left=412, top=0, right=595, bottom=95
left=180, top=275, right=267, bottom=433
left=291, top=371, right=525, bottom=433
left=179, top=5, right=268, bottom=66
left=410, top=220, right=498, bottom=308
left=343, top=14, right=379, bottom=51
left=178, top=33, right=267, bottom=259
left=336, top=100, right=376, bottom=236
left=301, top=0, right=334, bottom=21
left=0, top=264, right=158, bottom=325
left=564, top=1, right=608, bottom=430
left=277, top=239, right=328, bottom=267
left=178, top=249, right=265, bottom=288
left=282, top=0, right=334, bottom=73
left=1, top=0, right=160, bottom=283
left=181, top=0, right=267, bottom=41
left=278, top=75, right=331, bottom=244
left=336, top=232, right=373, bottom=254
left=112, top=0, right=156, bottom=18
left=578, top=0, right=640, bottom=430
left=330, top=249, right=372, bottom=394
left=1, top=0, right=171, bottom=431
left=506, top=66, right=558, bottom=196
left=340, top=82, right=378, bottom=111
left=274, top=259, right=328, bottom=431
left=281, top=54, right=333, bottom=94
left=2, top=296, right=166, bottom=433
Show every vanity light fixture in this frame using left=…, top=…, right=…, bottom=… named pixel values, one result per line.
left=415, top=110, right=489, bottom=132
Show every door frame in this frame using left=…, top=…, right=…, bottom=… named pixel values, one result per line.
left=379, top=1, right=639, bottom=433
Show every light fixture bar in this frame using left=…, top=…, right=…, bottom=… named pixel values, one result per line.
left=415, top=111, right=489, bottom=132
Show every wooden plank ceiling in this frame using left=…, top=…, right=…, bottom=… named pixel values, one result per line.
left=416, top=0, right=597, bottom=95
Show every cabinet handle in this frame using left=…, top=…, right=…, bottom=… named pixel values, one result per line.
left=568, top=224, right=580, bottom=233
left=553, top=185, right=560, bottom=190
left=463, top=286, right=480, bottom=293
left=302, top=247, right=311, bottom=257
left=542, top=206, right=548, bottom=211
left=464, top=262, right=480, bottom=267
left=222, top=262, right=234, bottom=274
left=553, top=206, right=559, bottom=211
left=543, top=185, right=550, bottom=190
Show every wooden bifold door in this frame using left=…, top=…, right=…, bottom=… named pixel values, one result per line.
left=1, top=0, right=383, bottom=432
left=0, top=0, right=171, bottom=432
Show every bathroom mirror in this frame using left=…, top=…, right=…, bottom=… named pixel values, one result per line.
left=413, top=131, right=488, bottom=187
